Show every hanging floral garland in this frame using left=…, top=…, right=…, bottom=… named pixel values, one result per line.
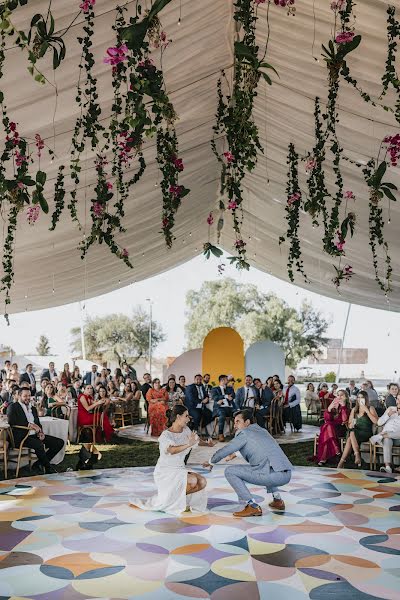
left=206, top=0, right=288, bottom=269
left=282, top=0, right=398, bottom=292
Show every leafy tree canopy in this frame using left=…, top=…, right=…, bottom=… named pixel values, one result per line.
left=184, top=278, right=330, bottom=368
left=36, top=335, right=50, bottom=356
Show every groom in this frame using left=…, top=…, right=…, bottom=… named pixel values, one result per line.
left=203, top=410, right=292, bottom=517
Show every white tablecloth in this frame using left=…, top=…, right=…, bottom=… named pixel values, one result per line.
left=40, top=417, right=69, bottom=465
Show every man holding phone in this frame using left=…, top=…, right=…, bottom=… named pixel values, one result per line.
left=370, top=393, right=400, bottom=473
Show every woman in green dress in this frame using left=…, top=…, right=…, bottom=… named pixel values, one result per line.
left=338, top=390, right=378, bottom=468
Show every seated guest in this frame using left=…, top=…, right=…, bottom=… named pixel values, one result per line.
left=41, top=361, right=57, bottom=382
left=166, top=376, right=185, bottom=408
left=385, top=383, right=398, bottom=408
left=331, top=383, right=338, bottom=397
left=41, top=382, right=57, bottom=416
left=19, top=363, right=37, bottom=396
left=178, top=375, right=186, bottom=392
left=83, top=365, right=99, bottom=387
left=146, top=378, right=169, bottom=437
left=141, top=373, right=152, bottom=399
left=272, top=379, right=284, bottom=402
left=252, top=378, right=263, bottom=402
left=364, top=380, right=379, bottom=410
left=60, top=363, right=72, bottom=386
left=211, top=374, right=236, bottom=442
left=315, top=389, right=350, bottom=466
left=107, top=380, right=120, bottom=400
left=203, top=373, right=212, bottom=396
left=370, top=392, right=400, bottom=474
left=319, top=383, right=333, bottom=411
left=185, top=374, right=213, bottom=431
left=346, top=379, right=359, bottom=404
left=72, top=365, right=81, bottom=380
left=283, top=375, right=302, bottom=432
left=7, top=387, right=63, bottom=474
left=99, top=368, right=109, bottom=386
left=265, top=376, right=274, bottom=389
left=338, top=390, right=378, bottom=468
left=1, top=359, right=11, bottom=382
left=10, top=362, right=20, bottom=382
left=113, top=381, right=140, bottom=416
left=305, top=383, right=320, bottom=414
left=255, top=382, right=274, bottom=428
left=236, top=375, right=258, bottom=410
left=78, top=384, right=114, bottom=442
left=70, top=378, right=82, bottom=401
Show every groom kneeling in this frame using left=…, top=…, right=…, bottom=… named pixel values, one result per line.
left=203, top=410, right=292, bottom=517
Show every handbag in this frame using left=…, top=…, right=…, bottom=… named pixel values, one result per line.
left=76, top=443, right=102, bottom=470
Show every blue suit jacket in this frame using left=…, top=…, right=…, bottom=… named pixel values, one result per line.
left=211, top=423, right=292, bottom=472
left=83, top=372, right=99, bottom=386
left=185, top=383, right=210, bottom=412
left=211, top=385, right=236, bottom=415
left=235, top=385, right=259, bottom=410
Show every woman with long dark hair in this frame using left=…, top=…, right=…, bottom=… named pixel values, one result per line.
left=338, top=390, right=378, bottom=468
left=315, top=389, right=351, bottom=466
left=130, top=405, right=216, bottom=515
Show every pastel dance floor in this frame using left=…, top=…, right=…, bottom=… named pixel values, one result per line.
left=0, top=466, right=399, bottom=599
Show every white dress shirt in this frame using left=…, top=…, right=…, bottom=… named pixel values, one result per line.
left=20, top=401, right=37, bottom=436
left=378, top=408, right=400, bottom=434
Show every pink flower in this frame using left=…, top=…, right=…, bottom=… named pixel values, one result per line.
left=305, top=157, right=316, bottom=173
left=273, top=0, right=295, bottom=6
left=138, top=58, right=155, bottom=68
left=9, top=122, right=17, bottom=132
left=223, top=151, right=235, bottom=163
left=26, top=205, right=40, bottom=225
left=234, top=239, right=246, bottom=249
left=335, top=31, right=355, bottom=44
left=162, top=217, right=169, bottom=228
left=344, top=190, right=355, bottom=200
left=330, top=0, right=345, bottom=10
left=255, top=0, right=266, bottom=4
left=15, top=150, right=27, bottom=167
left=92, top=202, right=105, bottom=217
left=104, top=44, right=129, bottom=66
left=106, top=181, right=113, bottom=190
left=169, top=185, right=183, bottom=197
left=172, top=156, right=184, bottom=171
left=17, top=181, right=25, bottom=189
left=79, top=0, right=95, bottom=12
left=344, top=264, right=353, bottom=276
left=207, top=212, right=214, bottom=225
left=35, top=133, right=44, bottom=158
left=228, top=201, right=238, bottom=210
left=121, top=248, right=129, bottom=258
left=334, top=231, right=345, bottom=252
left=287, top=192, right=301, bottom=205
left=383, top=133, right=400, bottom=167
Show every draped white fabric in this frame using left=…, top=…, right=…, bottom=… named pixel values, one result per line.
left=2, top=0, right=399, bottom=313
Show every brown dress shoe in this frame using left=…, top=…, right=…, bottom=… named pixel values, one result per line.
left=233, top=505, right=262, bottom=517
left=269, top=499, right=285, bottom=511
left=218, top=434, right=225, bottom=442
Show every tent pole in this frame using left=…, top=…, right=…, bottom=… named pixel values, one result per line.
left=337, top=303, right=351, bottom=383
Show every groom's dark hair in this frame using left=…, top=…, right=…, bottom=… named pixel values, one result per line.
left=234, top=409, right=254, bottom=424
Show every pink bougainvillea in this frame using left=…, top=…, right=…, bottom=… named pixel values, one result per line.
left=287, top=192, right=301, bottom=205
left=223, top=151, right=235, bottom=163
left=207, top=212, right=214, bottom=225
left=169, top=185, right=183, bottom=197
left=172, top=156, right=184, bottom=171
left=26, top=205, right=40, bottom=225
left=121, top=248, right=129, bottom=258
left=79, top=0, right=95, bottom=13
left=305, top=157, right=316, bottom=173
left=35, top=134, right=44, bottom=158
left=92, top=202, right=105, bottom=217
left=234, top=239, right=246, bottom=249
left=104, top=44, right=129, bottom=66
left=383, top=133, right=400, bottom=166
left=227, top=200, right=238, bottom=210
left=344, top=190, right=355, bottom=200
left=335, top=31, right=355, bottom=44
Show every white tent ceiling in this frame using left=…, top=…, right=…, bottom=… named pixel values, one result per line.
left=2, top=0, right=400, bottom=313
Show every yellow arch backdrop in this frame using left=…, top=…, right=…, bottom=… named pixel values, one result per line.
left=202, top=327, right=245, bottom=385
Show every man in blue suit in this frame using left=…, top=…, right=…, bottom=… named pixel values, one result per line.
left=83, top=364, right=99, bottom=386
left=211, top=374, right=236, bottom=442
left=235, top=375, right=259, bottom=410
left=204, top=409, right=292, bottom=517
left=185, top=374, right=213, bottom=431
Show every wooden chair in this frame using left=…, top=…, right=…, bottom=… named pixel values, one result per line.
left=370, top=441, right=400, bottom=470
left=7, top=426, right=34, bottom=478
left=0, top=425, right=9, bottom=479
left=114, top=408, right=133, bottom=428
left=211, top=415, right=234, bottom=439
left=51, top=404, right=71, bottom=419
left=306, top=405, right=321, bottom=422
left=77, top=406, right=104, bottom=445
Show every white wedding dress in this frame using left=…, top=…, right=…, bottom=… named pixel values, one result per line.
left=130, top=426, right=208, bottom=515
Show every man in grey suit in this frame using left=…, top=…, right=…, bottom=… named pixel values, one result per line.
left=204, top=409, right=292, bottom=517
left=235, top=375, right=259, bottom=410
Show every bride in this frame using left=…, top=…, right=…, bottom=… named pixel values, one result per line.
left=130, top=405, right=216, bottom=515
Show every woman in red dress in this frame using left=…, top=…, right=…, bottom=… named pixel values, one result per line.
left=146, top=378, right=169, bottom=437
left=60, top=363, right=72, bottom=386
left=316, top=389, right=350, bottom=466
left=78, top=384, right=114, bottom=442
left=319, top=384, right=334, bottom=412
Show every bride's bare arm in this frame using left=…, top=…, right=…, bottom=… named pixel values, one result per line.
left=166, top=431, right=198, bottom=454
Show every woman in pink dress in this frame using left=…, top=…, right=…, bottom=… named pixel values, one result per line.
left=316, top=389, right=350, bottom=466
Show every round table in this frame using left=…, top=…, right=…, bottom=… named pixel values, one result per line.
left=40, top=417, right=69, bottom=465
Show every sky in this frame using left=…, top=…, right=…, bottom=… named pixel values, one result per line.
left=0, top=252, right=399, bottom=376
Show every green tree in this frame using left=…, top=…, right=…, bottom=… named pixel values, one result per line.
left=184, top=278, right=329, bottom=368
left=70, top=307, right=165, bottom=364
left=36, top=335, right=50, bottom=355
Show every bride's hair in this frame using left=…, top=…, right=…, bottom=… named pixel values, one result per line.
left=167, top=404, right=188, bottom=427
